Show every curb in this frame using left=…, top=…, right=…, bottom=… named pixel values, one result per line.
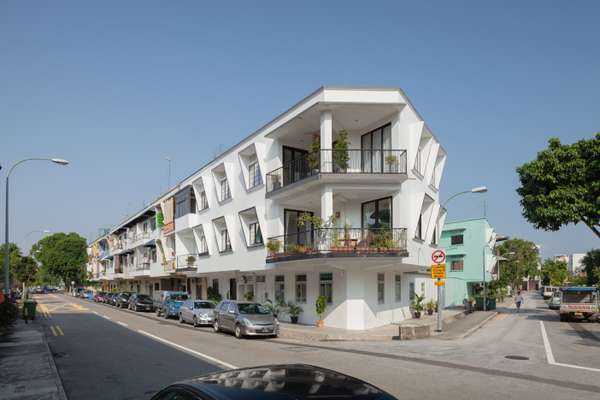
left=457, top=311, right=498, bottom=339
left=42, top=325, right=68, bottom=400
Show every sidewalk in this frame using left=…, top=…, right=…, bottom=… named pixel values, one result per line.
left=0, top=318, right=67, bottom=400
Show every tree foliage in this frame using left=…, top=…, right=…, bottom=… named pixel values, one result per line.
left=541, top=259, right=568, bottom=287
left=497, top=238, right=540, bottom=291
left=32, top=232, right=88, bottom=289
left=582, top=249, right=600, bottom=287
left=0, top=243, right=22, bottom=279
left=14, top=256, right=38, bottom=286
left=516, top=133, right=600, bottom=238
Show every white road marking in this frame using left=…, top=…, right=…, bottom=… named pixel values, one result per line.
left=102, top=315, right=111, bottom=320
left=539, top=321, right=600, bottom=373
left=117, top=321, right=128, bottom=327
left=137, top=330, right=238, bottom=370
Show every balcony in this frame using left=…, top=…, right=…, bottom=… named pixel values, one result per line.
left=176, top=253, right=201, bottom=271
left=135, top=260, right=152, bottom=272
left=266, top=149, right=407, bottom=193
left=266, top=227, right=408, bottom=263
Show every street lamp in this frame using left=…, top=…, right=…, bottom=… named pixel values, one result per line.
left=4, top=158, right=69, bottom=295
left=23, top=229, right=51, bottom=240
left=442, top=186, right=488, bottom=207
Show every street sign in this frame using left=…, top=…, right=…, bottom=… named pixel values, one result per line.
left=431, top=264, right=446, bottom=279
left=435, top=281, right=445, bottom=286
left=432, top=249, right=446, bottom=264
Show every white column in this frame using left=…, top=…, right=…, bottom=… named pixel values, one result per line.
left=321, top=185, right=333, bottom=221
left=320, top=110, right=333, bottom=172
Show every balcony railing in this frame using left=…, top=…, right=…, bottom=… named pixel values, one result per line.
left=176, top=253, right=200, bottom=270
left=266, top=149, right=407, bottom=193
left=135, top=260, right=152, bottom=271
left=266, top=227, right=408, bottom=262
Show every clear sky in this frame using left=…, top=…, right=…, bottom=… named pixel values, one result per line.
left=1, top=1, right=598, bottom=258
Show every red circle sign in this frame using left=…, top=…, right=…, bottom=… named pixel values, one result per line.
left=432, top=250, right=446, bottom=264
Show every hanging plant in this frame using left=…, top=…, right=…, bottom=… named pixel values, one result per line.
left=333, top=130, right=350, bottom=172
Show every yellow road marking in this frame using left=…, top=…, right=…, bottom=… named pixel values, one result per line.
left=55, top=326, right=64, bottom=336
left=494, top=313, right=508, bottom=321
left=50, top=325, right=58, bottom=336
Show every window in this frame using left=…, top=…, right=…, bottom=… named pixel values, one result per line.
left=256, top=275, right=266, bottom=283
left=249, top=222, right=263, bottom=245
left=395, top=274, right=402, bottom=302
left=150, top=247, right=157, bottom=263
left=142, top=222, right=148, bottom=233
left=319, top=272, right=333, bottom=304
left=431, top=226, right=437, bottom=245
left=409, top=282, right=415, bottom=301
left=154, top=282, right=160, bottom=291
left=150, top=217, right=156, bottom=231
left=198, top=235, right=208, bottom=255
left=220, top=178, right=231, bottom=201
left=361, top=197, right=392, bottom=230
left=220, top=229, right=231, bottom=252
left=451, top=259, right=464, bottom=272
left=248, top=161, right=262, bottom=188
left=451, top=234, right=464, bottom=245
left=377, top=273, right=385, bottom=304
left=284, top=209, right=313, bottom=248
left=361, top=124, right=392, bottom=173
left=199, top=191, right=208, bottom=210
left=212, top=279, right=219, bottom=294
left=415, top=214, right=423, bottom=240
left=275, top=275, right=285, bottom=304
left=295, top=274, right=307, bottom=303
left=175, top=187, right=196, bottom=218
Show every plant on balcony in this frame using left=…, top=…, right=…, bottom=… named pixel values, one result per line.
left=266, top=239, right=281, bottom=256
left=156, top=211, right=164, bottom=228
left=286, top=301, right=303, bottom=324
left=308, top=134, right=320, bottom=171
left=371, top=230, right=398, bottom=251
left=410, top=294, right=425, bottom=319
left=315, top=295, right=328, bottom=328
left=385, top=153, right=399, bottom=172
left=186, top=255, right=196, bottom=266
left=333, top=130, right=350, bottom=172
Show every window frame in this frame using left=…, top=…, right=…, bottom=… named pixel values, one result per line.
left=361, top=196, right=393, bottom=230
left=377, top=273, right=385, bottom=304
left=275, top=275, right=285, bottom=304
left=319, top=272, right=333, bottom=304
left=295, top=274, right=307, bottom=304
left=220, top=177, right=231, bottom=202
left=248, top=161, right=262, bottom=189
left=248, top=222, right=263, bottom=246
left=451, top=234, right=464, bottom=245
left=450, top=259, right=464, bottom=272
left=220, top=229, right=231, bottom=253
left=394, top=274, right=402, bottom=303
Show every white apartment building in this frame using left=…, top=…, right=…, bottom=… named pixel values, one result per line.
left=87, top=86, right=447, bottom=330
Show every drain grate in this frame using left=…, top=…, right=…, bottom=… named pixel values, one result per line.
left=505, top=355, right=529, bottom=360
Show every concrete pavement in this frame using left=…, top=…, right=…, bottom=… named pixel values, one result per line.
left=33, top=292, right=600, bottom=400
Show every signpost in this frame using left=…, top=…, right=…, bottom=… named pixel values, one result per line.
left=431, top=250, right=446, bottom=332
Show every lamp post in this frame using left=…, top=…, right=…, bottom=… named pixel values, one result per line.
left=439, top=186, right=488, bottom=326
left=4, top=158, right=69, bottom=295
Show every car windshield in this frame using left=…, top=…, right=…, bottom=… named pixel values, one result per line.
left=136, top=294, right=150, bottom=300
left=194, top=301, right=215, bottom=309
left=238, top=303, right=270, bottom=315
left=169, top=294, right=188, bottom=301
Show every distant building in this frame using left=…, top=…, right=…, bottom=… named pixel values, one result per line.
left=440, top=218, right=497, bottom=308
left=569, top=253, right=585, bottom=274
left=553, top=254, right=569, bottom=264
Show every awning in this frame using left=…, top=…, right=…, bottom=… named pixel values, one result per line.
left=100, top=254, right=113, bottom=261
left=560, top=287, right=597, bottom=293
left=141, top=239, right=156, bottom=247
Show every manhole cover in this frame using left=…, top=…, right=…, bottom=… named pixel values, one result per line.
left=505, top=355, right=529, bottom=360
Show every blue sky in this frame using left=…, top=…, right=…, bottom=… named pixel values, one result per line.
left=1, top=1, right=598, bottom=258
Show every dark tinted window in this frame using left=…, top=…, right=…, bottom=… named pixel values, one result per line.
left=238, top=303, right=270, bottom=315
left=169, top=293, right=189, bottom=301
left=194, top=301, right=215, bottom=309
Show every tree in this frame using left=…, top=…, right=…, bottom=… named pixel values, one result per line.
left=32, top=233, right=88, bottom=289
left=541, top=259, right=569, bottom=287
left=582, top=249, right=600, bottom=287
left=497, top=238, right=540, bottom=291
left=516, top=133, right=600, bottom=238
left=0, top=243, right=22, bottom=291
left=13, top=256, right=38, bottom=287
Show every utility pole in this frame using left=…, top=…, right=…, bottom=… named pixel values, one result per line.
left=165, top=157, right=172, bottom=190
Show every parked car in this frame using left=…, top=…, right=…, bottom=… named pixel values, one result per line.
left=548, top=293, right=561, bottom=310
left=151, top=364, right=397, bottom=400
left=84, top=290, right=95, bottom=300
left=106, top=293, right=118, bottom=306
left=154, top=291, right=189, bottom=319
left=115, top=292, right=133, bottom=308
left=178, top=300, right=216, bottom=327
left=94, top=292, right=107, bottom=303
left=73, top=287, right=84, bottom=297
left=128, top=293, right=154, bottom=312
left=213, top=300, right=278, bottom=339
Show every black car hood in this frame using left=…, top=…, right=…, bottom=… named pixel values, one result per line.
left=180, top=364, right=396, bottom=400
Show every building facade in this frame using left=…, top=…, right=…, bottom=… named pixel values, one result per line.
left=87, top=86, right=447, bottom=330
left=439, top=218, right=497, bottom=308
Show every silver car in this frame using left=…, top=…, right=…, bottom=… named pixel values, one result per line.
left=213, top=300, right=279, bottom=339
left=178, top=300, right=216, bottom=327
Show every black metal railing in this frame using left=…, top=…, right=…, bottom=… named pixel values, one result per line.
left=266, top=227, right=407, bottom=260
left=266, top=149, right=407, bottom=193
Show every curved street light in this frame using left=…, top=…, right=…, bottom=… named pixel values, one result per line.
left=23, top=229, right=51, bottom=240
left=442, top=186, right=488, bottom=207
left=4, top=158, right=69, bottom=295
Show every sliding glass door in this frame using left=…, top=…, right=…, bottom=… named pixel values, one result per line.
left=361, top=124, right=391, bottom=173
left=284, top=209, right=313, bottom=248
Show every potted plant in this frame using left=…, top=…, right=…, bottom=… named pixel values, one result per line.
left=244, top=291, right=254, bottom=301
left=411, top=294, right=425, bottom=319
left=266, top=239, right=280, bottom=257
left=333, top=130, right=350, bottom=172
left=425, top=299, right=436, bottom=315
left=286, top=301, right=303, bottom=324
left=270, top=174, right=282, bottom=190
left=315, top=295, right=328, bottom=327
left=207, top=286, right=222, bottom=302
left=264, top=298, right=282, bottom=318
left=307, top=134, right=321, bottom=172
left=186, top=255, right=196, bottom=266
left=385, top=153, right=398, bottom=172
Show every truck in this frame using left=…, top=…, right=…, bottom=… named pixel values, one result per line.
left=153, top=290, right=189, bottom=319
left=542, top=285, right=558, bottom=300
left=559, top=287, right=599, bottom=322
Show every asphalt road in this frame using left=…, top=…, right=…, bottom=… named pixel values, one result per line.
left=34, top=292, right=600, bottom=400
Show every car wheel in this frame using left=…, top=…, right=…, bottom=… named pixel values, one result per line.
left=234, top=324, right=243, bottom=339
left=213, top=320, right=220, bottom=333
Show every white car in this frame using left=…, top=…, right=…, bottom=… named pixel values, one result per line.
left=178, top=300, right=216, bottom=327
